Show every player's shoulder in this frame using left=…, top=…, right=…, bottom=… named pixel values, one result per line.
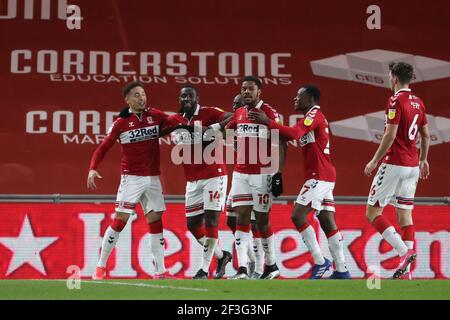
left=145, top=106, right=163, bottom=116
left=234, top=106, right=246, bottom=115
left=166, top=112, right=179, bottom=120
left=114, top=111, right=128, bottom=125
left=200, top=106, right=226, bottom=113
left=167, top=112, right=184, bottom=123
left=410, top=92, right=426, bottom=106
left=390, top=89, right=411, bottom=104
left=108, top=115, right=126, bottom=134
left=303, top=106, right=325, bottom=126
left=261, top=102, right=279, bottom=114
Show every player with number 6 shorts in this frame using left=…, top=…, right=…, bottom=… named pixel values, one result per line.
left=364, top=62, right=430, bottom=280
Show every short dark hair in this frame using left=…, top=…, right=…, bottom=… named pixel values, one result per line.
left=181, top=84, right=198, bottom=94
left=241, top=76, right=262, bottom=89
left=122, top=81, right=144, bottom=97
left=389, top=62, right=414, bottom=84
left=302, top=84, right=321, bottom=101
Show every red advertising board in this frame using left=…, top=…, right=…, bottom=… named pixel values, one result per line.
left=0, top=1, right=449, bottom=196
left=0, top=203, right=449, bottom=279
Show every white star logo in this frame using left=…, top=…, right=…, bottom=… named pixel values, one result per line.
left=0, top=214, right=58, bottom=276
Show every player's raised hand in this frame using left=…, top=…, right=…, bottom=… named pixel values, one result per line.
left=247, top=111, right=269, bottom=125
left=419, top=160, right=430, bottom=179
left=87, top=169, right=102, bottom=190
left=364, top=160, right=378, bottom=177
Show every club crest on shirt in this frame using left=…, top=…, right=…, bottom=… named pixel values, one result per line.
left=146, top=116, right=153, bottom=123
left=388, top=109, right=396, bottom=120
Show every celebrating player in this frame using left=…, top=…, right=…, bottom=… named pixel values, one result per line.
left=249, top=85, right=351, bottom=279
left=166, top=85, right=233, bottom=279
left=87, top=81, right=177, bottom=280
left=364, top=62, right=430, bottom=279
left=225, top=76, right=286, bottom=280
left=225, top=94, right=265, bottom=279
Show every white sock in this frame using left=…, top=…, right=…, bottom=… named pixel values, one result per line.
left=202, top=238, right=218, bottom=272
left=150, top=232, right=166, bottom=274
left=97, top=226, right=120, bottom=268
left=382, top=226, right=408, bottom=256
left=328, top=232, right=347, bottom=272
left=253, top=237, right=265, bottom=274
left=300, top=225, right=325, bottom=265
left=235, top=230, right=250, bottom=268
left=198, top=235, right=223, bottom=259
left=214, top=242, right=223, bottom=260
left=261, top=234, right=276, bottom=266
left=247, top=236, right=256, bottom=263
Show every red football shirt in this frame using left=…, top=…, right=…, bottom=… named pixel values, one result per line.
left=225, top=100, right=281, bottom=174
left=268, top=106, right=336, bottom=182
left=89, top=107, right=175, bottom=176
left=168, top=105, right=228, bottom=181
left=383, top=88, right=428, bottom=167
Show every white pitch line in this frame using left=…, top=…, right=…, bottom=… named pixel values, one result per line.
left=82, top=280, right=208, bottom=292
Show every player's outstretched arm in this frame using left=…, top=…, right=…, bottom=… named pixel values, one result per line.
left=419, top=124, right=430, bottom=179
left=87, top=169, right=102, bottom=190
left=364, top=124, right=398, bottom=176
left=248, top=111, right=304, bottom=140
left=216, top=112, right=233, bottom=130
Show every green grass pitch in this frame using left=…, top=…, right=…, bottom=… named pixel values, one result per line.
left=0, top=279, right=449, bottom=300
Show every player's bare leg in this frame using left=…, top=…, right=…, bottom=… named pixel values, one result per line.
left=94, top=212, right=130, bottom=280
left=366, top=205, right=415, bottom=278
left=317, top=210, right=350, bottom=279
left=396, top=208, right=415, bottom=279
left=146, top=210, right=169, bottom=278
left=226, top=216, right=237, bottom=234
left=292, top=204, right=331, bottom=279
left=229, top=205, right=252, bottom=279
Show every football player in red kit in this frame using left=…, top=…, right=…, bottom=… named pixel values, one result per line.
left=87, top=81, right=178, bottom=280
left=166, top=85, right=233, bottom=279
left=249, top=85, right=351, bottom=279
left=225, top=76, right=287, bottom=280
left=225, top=94, right=265, bottom=279
left=364, top=62, right=430, bottom=279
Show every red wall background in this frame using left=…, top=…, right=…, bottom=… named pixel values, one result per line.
left=0, top=0, right=449, bottom=196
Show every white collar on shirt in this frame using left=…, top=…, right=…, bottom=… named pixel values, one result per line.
left=307, top=105, right=320, bottom=115
left=395, top=88, right=411, bottom=95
